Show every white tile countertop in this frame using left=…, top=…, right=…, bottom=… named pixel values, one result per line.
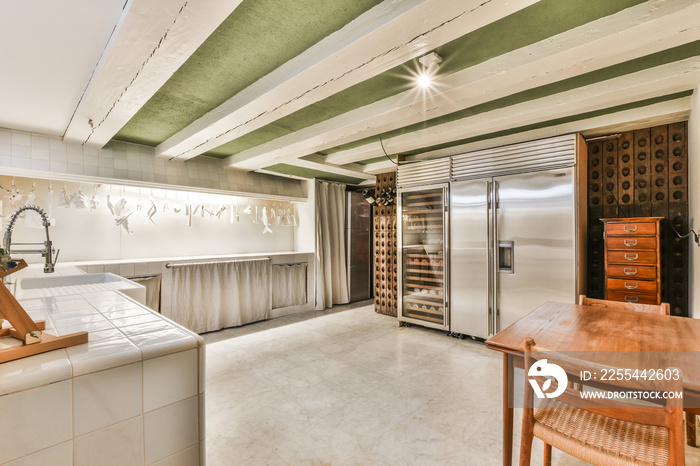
left=0, top=269, right=205, bottom=465
left=62, top=250, right=314, bottom=267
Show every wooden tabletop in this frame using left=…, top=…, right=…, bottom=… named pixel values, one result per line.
left=486, top=301, right=700, bottom=392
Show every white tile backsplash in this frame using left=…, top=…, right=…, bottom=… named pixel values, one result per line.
left=32, top=147, right=50, bottom=160
left=119, top=263, right=136, bottom=277
left=50, top=161, right=68, bottom=172
left=11, top=132, right=31, bottom=146
left=87, top=265, right=105, bottom=274
left=67, top=164, right=83, bottom=175
left=11, top=157, right=31, bottom=169
left=50, top=138, right=67, bottom=151
left=134, top=262, right=150, bottom=276
left=68, top=164, right=84, bottom=174
left=31, top=159, right=51, bottom=171
left=0, top=130, right=306, bottom=199
left=104, top=264, right=121, bottom=275
left=99, top=167, right=115, bottom=178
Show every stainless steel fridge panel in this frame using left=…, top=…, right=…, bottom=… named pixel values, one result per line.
left=495, top=168, right=576, bottom=331
left=346, top=191, right=371, bottom=302
left=449, top=179, right=491, bottom=338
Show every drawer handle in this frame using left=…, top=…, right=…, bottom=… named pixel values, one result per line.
left=623, top=239, right=638, bottom=247
left=625, top=296, right=639, bottom=303
left=624, top=282, right=639, bottom=290
left=623, top=268, right=638, bottom=276
left=623, top=225, right=638, bottom=233
left=624, top=253, right=639, bottom=261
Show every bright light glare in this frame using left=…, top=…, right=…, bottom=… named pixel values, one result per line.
left=416, top=71, right=433, bottom=89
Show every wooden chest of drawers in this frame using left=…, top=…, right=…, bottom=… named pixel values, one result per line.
left=601, top=217, right=662, bottom=305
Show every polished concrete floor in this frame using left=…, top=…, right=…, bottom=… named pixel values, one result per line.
left=203, top=302, right=700, bottom=465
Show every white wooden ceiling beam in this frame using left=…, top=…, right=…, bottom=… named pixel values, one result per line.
left=407, top=99, right=692, bottom=163
left=224, top=0, right=700, bottom=170
left=362, top=160, right=398, bottom=175
left=254, top=169, right=310, bottom=181
left=155, top=0, right=539, bottom=160
left=286, top=155, right=375, bottom=181
left=324, top=58, right=700, bottom=163
left=63, top=0, right=244, bottom=146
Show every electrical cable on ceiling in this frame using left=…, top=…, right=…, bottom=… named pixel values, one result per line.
left=379, top=137, right=399, bottom=165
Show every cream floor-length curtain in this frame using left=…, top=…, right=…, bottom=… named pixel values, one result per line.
left=315, top=180, right=349, bottom=310
left=168, top=259, right=271, bottom=333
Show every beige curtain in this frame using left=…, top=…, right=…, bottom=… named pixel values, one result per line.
left=168, top=259, right=271, bottom=333
left=271, top=263, right=307, bottom=309
left=130, top=275, right=162, bottom=312
left=315, top=181, right=348, bottom=310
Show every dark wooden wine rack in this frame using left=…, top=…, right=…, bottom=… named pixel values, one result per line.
left=586, top=121, right=688, bottom=316
left=374, top=172, right=397, bottom=316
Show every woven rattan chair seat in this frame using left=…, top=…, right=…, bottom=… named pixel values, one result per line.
left=534, top=398, right=670, bottom=465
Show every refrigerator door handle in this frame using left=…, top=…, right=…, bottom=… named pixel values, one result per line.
left=486, top=180, right=500, bottom=336
left=492, top=180, right=500, bottom=332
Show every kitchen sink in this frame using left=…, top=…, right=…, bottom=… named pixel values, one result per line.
left=14, top=273, right=147, bottom=304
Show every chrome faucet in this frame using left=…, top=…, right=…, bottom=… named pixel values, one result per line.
left=3, top=205, right=59, bottom=273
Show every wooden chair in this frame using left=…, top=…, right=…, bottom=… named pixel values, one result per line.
left=579, top=294, right=670, bottom=316
left=520, top=337, right=685, bottom=466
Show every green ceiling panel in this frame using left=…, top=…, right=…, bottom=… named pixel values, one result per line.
left=263, top=164, right=364, bottom=185
left=399, top=90, right=693, bottom=157
left=206, top=0, right=646, bottom=159
left=114, top=0, right=384, bottom=146
left=322, top=40, right=700, bottom=156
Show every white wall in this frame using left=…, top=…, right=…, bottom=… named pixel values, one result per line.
left=1, top=175, right=299, bottom=264
left=294, top=179, right=316, bottom=253
left=688, top=85, right=700, bottom=318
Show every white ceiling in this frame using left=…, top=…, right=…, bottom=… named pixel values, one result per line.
left=0, top=0, right=127, bottom=136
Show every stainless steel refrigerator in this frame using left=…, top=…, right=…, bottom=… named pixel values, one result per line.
left=346, top=191, right=372, bottom=302
left=397, top=134, right=582, bottom=337
left=449, top=148, right=579, bottom=339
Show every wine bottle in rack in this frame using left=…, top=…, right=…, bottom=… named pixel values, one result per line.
left=362, top=188, right=378, bottom=206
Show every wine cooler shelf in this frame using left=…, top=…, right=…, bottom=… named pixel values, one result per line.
left=400, top=185, right=448, bottom=329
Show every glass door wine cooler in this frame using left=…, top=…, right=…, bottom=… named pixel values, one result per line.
left=398, top=184, right=449, bottom=330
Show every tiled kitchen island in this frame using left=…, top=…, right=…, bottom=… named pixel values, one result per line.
left=0, top=270, right=204, bottom=465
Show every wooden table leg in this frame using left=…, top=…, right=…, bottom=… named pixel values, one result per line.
left=503, top=352, right=514, bottom=465
left=687, top=411, right=697, bottom=447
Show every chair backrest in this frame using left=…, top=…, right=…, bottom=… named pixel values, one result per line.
left=578, top=294, right=670, bottom=315
left=522, top=337, right=685, bottom=465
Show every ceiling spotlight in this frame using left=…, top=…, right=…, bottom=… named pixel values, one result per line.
left=416, top=52, right=442, bottom=89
